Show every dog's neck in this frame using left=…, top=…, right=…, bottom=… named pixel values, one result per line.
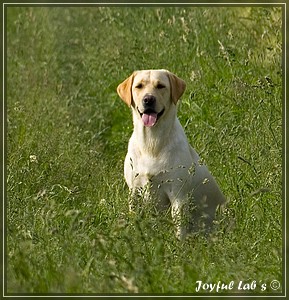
left=131, top=106, right=185, bottom=157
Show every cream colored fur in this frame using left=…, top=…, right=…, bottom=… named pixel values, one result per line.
left=117, top=69, right=225, bottom=240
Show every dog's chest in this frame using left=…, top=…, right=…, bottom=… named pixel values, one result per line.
left=133, top=153, right=166, bottom=180
left=125, top=149, right=194, bottom=191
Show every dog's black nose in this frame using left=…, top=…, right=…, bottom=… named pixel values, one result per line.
left=143, top=94, right=156, bottom=107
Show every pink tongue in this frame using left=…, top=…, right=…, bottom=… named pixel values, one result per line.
left=142, top=113, right=157, bottom=127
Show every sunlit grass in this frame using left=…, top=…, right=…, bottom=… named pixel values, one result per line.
left=6, top=6, right=282, bottom=294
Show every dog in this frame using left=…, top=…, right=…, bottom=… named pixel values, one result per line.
left=117, top=69, right=225, bottom=240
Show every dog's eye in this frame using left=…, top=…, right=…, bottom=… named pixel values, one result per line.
left=156, top=83, right=165, bottom=89
left=135, top=83, right=143, bottom=89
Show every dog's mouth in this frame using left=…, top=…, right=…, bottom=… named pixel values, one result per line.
left=138, top=108, right=165, bottom=127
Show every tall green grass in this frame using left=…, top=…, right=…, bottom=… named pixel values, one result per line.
left=6, top=6, right=283, bottom=294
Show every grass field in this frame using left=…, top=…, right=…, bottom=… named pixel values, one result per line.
left=6, top=5, right=283, bottom=295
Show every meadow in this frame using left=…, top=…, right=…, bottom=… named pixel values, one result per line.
left=6, top=5, right=283, bottom=295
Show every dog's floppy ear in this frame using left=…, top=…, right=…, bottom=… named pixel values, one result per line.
left=167, top=71, right=186, bottom=104
left=117, top=72, right=135, bottom=107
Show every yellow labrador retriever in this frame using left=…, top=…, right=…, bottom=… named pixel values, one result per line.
left=117, top=69, right=225, bottom=239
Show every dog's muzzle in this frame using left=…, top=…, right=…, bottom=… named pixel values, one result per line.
left=137, top=94, right=165, bottom=127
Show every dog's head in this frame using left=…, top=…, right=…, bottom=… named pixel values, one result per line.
left=117, top=69, right=186, bottom=127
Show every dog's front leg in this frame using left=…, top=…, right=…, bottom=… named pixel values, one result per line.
left=128, top=188, right=143, bottom=212
left=128, top=182, right=152, bottom=213
left=171, top=199, right=188, bottom=241
left=128, top=189, right=138, bottom=213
